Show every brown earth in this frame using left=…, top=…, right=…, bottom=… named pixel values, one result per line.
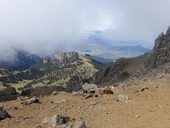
left=1, top=76, right=170, bottom=128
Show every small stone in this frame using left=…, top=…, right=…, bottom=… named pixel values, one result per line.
left=54, top=99, right=68, bottom=104
left=72, top=119, right=85, bottom=128
left=72, top=91, right=78, bottom=96
left=77, top=106, right=81, bottom=109
left=158, top=105, right=162, bottom=108
left=49, top=101, right=55, bottom=104
left=106, top=112, right=110, bottom=115
left=117, top=95, right=128, bottom=103
left=84, top=94, right=93, bottom=99
left=51, top=91, right=58, bottom=95
left=4, top=106, right=18, bottom=111
left=136, top=115, right=140, bottom=118
left=21, top=97, right=40, bottom=105
left=141, top=86, right=149, bottom=92
left=98, top=88, right=114, bottom=95
left=88, top=101, right=102, bottom=109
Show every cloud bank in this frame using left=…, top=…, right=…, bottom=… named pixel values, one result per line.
left=0, top=0, right=170, bottom=60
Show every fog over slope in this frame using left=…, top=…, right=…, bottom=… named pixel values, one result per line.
left=0, top=0, right=170, bottom=61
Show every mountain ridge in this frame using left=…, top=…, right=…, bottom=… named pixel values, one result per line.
left=94, top=26, right=170, bottom=86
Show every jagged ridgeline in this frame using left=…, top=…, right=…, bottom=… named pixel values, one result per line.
left=95, top=26, right=170, bottom=85
left=144, top=27, right=170, bottom=69
left=0, top=52, right=104, bottom=89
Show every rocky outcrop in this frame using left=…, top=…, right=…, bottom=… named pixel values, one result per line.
left=95, top=26, right=170, bottom=85
left=65, top=76, right=83, bottom=92
left=47, top=52, right=80, bottom=67
left=0, top=67, right=10, bottom=76
left=0, top=107, right=11, bottom=120
left=145, top=27, right=170, bottom=69
left=0, top=87, right=19, bottom=102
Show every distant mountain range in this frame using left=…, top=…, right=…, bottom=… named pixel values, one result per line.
left=57, top=32, right=151, bottom=64
left=111, top=45, right=150, bottom=54
left=62, top=44, right=150, bottom=64
left=0, top=43, right=150, bottom=70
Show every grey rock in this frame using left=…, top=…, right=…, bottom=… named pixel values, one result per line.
left=51, top=91, right=58, bottom=95
left=0, top=87, right=18, bottom=102
left=42, top=114, right=70, bottom=128
left=89, top=101, right=102, bottom=109
left=72, top=119, right=85, bottom=128
left=117, top=95, right=128, bottom=103
left=65, top=76, right=82, bottom=92
left=84, top=94, right=93, bottom=99
left=4, top=106, right=18, bottom=111
left=21, top=96, right=40, bottom=105
left=50, top=99, right=68, bottom=104
left=0, top=107, right=11, bottom=120
left=98, top=88, right=114, bottom=95
left=82, top=83, right=98, bottom=93
left=42, top=115, right=86, bottom=128
left=145, top=27, right=170, bottom=69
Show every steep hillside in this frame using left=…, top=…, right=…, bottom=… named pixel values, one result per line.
left=0, top=67, right=11, bottom=91
left=0, top=52, right=104, bottom=90
left=27, top=52, right=102, bottom=87
left=1, top=75, right=170, bottom=128
left=145, top=27, right=170, bottom=69
left=94, top=54, right=147, bottom=85
left=95, top=26, right=170, bottom=85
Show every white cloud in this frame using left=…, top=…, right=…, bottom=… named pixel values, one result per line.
left=0, top=0, right=170, bottom=58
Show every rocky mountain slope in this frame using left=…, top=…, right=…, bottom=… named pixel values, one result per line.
left=95, top=26, right=170, bottom=85
left=145, top=27, right=170, bottom=69
left=0, top=67, right=11, bottom=77
left=1, top=75, right=170, bottom=128
left=94, top=54, right=148, bottom=85
left=0, top=52, right=104, bottom=92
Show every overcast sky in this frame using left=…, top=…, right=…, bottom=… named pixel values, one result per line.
left=0, top=0, right=170, bottom=59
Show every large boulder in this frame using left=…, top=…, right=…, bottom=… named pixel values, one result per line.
left=42, top=114, right=70, bottom=128
left=82, top=83, right=98, bottom=93
left=65, top=76, right=83, bottom=92
left=0, top=87, right=18, bottom=96
left=72, top=119, right=85, bottom=128
left=41, top=114, right=85, bottom=128
left=0, top=107, right=11, bottom=120
left=0, top=87, right=18, bottom=102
